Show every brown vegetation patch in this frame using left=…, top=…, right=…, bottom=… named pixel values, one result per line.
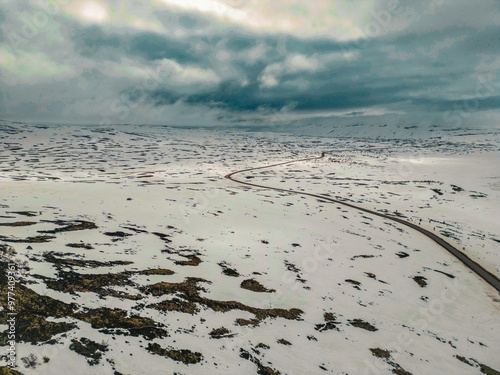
left=277, top=339, right=291, bottom=345
left=69, top=337, right=108, bottom=365
left=151, top=232, right=172, bottom=243
left=315, top=312, right=339, bottom=332
left=345, top=279, right=361, bottom=285
left=140, top=277, right=207, bottom=297
left=241, top=279, right=275, bottom=293
left=43, top=253, right=133, bottom=269
left=75, top=308, right=167, bottom=340
left=46, top=271, right=133, bottom=296
left=40, top=220, right=97, bottom=234
left=8, top=211, right=37, bottom=217
left=149, top=298, right=198, bottom=315
left=44, top=255, right=127, bottom=269
left=284, top=261, right=301, bottom=273
left=477, top=363, right=500, bottom=375
left=138, top=268, right=175, bottom=276
left=66, top=243, right=94, bottom=250
left=461, top=358, right=500, bottom=375
left=431, top=188, right=443, bottom=196
left=147, top=343, right=202, bottom=365
left=0, top=222, right=37, bottom=227
left=324, top=312, right=336, bottom=321
left=222, top=268, right=240, bottom=277
left=235, top=318, right=261, bottom=327
left=240, top=349, right=281, bottom=375
left=209, top=327, right=235, bottom=339
left=141, top=278, right=302, bottom=326
left=102, top=290, right=144, bottom=300
left=0, top=366, right=23, bottom=374
left=413, top=276, right=427, bottom=287
left=236, top=307, right=303, bottom=327
left=0, top=235, right=55, bottom=243
left=392, top=369, right=413, bottom=375
left=433, top=269, right=454, bottom=279
left=174, top=255, right=202, bottom=266
left=40, top=265, right=177, bottom=300
left=348, top=319, right=378, bottom=332
left=351, top=255, right=375, bottom=260
left=103, top=231, right=133, bottom=237
left=370, top=348, right=391, bottom=358
left=218, top=262, right=240, bottom=277
left=0, top=262, right=77, bottom=344
left=455, top=355, right=473, bottom=366
left=369, top=346, right=413, bottom=374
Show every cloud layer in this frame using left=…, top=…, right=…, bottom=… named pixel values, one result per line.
left=0, top=0, right=499, bottom=128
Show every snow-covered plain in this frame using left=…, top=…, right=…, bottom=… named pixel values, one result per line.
left=0, top=121, right=499, bottom=375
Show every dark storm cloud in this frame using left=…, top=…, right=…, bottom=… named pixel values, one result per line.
left=461, top=26, right=500, bottom=54
left=126, top=25, right=494, bottom=116
left=72, top=25, right=202, bottom=64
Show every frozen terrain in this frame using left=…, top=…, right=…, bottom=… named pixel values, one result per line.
left=0, top=121, right=499, bottom=375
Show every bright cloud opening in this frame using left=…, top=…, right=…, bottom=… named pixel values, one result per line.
left=80, top=1, right=108, bottom=23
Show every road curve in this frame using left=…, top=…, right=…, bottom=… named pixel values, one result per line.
left=225, top=152, right=500, bottom=295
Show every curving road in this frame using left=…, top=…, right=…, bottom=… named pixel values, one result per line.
left=225, top=152, right=500, bottom=295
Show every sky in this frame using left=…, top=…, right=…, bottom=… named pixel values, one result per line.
left=0, top=0, right=499, bottom=129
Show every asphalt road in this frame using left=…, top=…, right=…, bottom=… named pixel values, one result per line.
left=225, top=152, right=500, bottom=295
